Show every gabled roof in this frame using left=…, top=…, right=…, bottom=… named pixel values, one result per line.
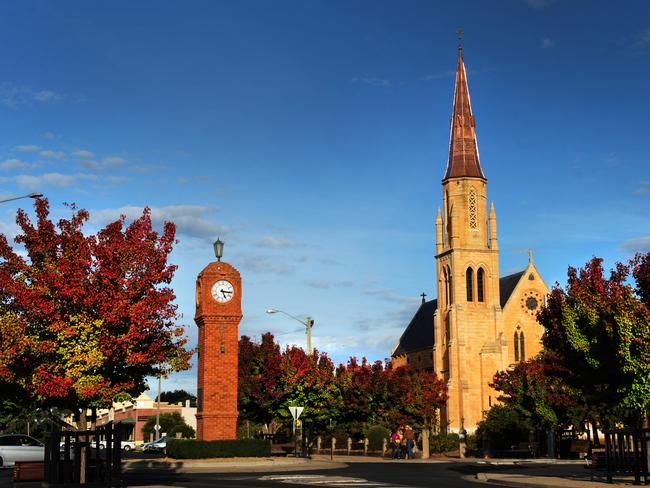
left=499, top=271, right=525, bottom=308
left=443, top=47, right=486, bottom=181
left=392, top=299, right=437, bottom=356
left=392, top=271, right=526, bottom=357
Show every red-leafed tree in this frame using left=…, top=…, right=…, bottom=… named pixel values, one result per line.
left=0, top=198, right=192, bottom=420
left=538, top=254, right=650, bottom=429
left=238, top=332, right=284, bottom=429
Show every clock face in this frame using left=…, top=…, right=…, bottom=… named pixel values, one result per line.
left=211, top=280, right=234, bottom=303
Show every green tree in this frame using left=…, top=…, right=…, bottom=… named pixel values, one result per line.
left=160, top=390, right=196, bottom=407
left=538, top=254, right=650, bottom=428
left=490, top=353, right=582, bottom=432
left=142, top=412, right=195, bottom=440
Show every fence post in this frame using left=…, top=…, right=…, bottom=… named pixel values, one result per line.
left=331, top=437, right=335, bottom=460
left=382, top=438, right=387, bottom=457
left=317, top=436, right=321, bottom=452
left=347, top=437, right=352, bottom=455
left=363, top=438, right=368, bottom=456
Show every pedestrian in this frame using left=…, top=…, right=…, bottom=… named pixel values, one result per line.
left=404, top=425, right=415, bottom=459
left=390, top=429, right=402, bottom=459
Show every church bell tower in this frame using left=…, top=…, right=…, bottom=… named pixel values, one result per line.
left=433, top=47, right=505, bottom=432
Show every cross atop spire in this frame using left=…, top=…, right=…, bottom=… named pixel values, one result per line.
left=443, top=47, right=486, bottom=181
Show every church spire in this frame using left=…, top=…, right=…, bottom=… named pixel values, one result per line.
left=443, top=47, right=486, bottom=181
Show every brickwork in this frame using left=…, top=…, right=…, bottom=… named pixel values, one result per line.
left=195, top=261, right=242, bottom=440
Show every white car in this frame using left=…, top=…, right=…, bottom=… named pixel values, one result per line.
left=0, top=434, right=44, bottom=468
left=142, top=436, right=166, bottom=452
left=97, top=440, right=136, bottom=451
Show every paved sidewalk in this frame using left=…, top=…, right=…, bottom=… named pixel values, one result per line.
left=473, top=460, right=640, bottom=487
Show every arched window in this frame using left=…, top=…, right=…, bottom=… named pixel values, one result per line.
left=477, top=267, right=485, bottom=302
left=520, top=331, right=525, bottom=361
left=446, top=266, right=454, bottom=305
left=468, top=187, right=477, bottom=229
left=514, top=330, right=520, bottom=362
left=466, top=267, right=473, bottom=302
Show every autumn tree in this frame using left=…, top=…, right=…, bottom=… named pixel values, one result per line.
left=0, top=199, right=192, bottom=423
left=238, top=334, right=447, bottom=436
left=238, top=332, right=284, bottom=429
left=538, top=254, right=650, bottom=430
left=489, top=353, right=582, bottom=441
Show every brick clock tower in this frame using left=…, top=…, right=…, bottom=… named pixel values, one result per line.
left=195, top=239, right=242, bottom=440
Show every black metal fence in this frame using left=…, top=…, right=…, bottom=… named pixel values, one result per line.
left=44, top=421, right=122, bottom=486
left=604, top=428, right=649, bottom=484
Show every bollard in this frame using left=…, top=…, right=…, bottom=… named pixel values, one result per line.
left=347, top=437, right=352, bottom=456
left=331, top=437, right=335, bottom=460
left=317, top=436, right=321, bottom=452
left=421, top=429, right=430, bottom=459
left=382, top=438, right=387, bottom=456
left=364, top=438, right=368, bottom=456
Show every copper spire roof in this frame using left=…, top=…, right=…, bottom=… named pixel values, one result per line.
left=443, top=47, right=486, bottom=181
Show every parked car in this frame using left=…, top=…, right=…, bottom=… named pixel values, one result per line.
left=0, top=434, right=44, bottom=468
left=97, top=440, right=137, bottom=451
left=142, top=436, right=166, bottom=452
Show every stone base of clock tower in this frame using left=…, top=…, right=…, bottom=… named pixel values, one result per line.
left=196, top=412, right=238, bottom=440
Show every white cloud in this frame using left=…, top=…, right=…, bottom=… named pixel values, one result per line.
left=0, top=83, right=64, bottom=108
left=255, top=236, right=297, bottom=249
left=92, top=205, right=226, bottom=240
left=0, top=158, right=35, bottom=170
left=39, top=150, right=65, bottom=159
left=42, top=132, right=56, bottom=140
left=541, top=38, right=555, bottom=49
left=9, top=172, right=98, bottom=190
left=305, top=280, right=329, bottom=289
left=634, top=179, right=650, bottom=195
left=72, top=149, right=95, bottom=159
left=634, top=29, right=650, bottom=50
left=106, top=175, right=130, bottom=184
left=420, top=70, right=455, bottom=81
left=14, top=145, right=41, bottom=153
left=363, top=287, right=420, bottom=305
left=351, top=77, right=392, bottom=88
left=33, top=90, right=62, bottom=102
left=102, top=156, right=126, bottom=168
left=620, top=236, right=650, bottom=253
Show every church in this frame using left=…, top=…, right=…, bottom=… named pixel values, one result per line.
left=391, top=47, right=548, bottom=433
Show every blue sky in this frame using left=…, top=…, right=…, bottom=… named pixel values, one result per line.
left=0, top=1, right=648, bottom=395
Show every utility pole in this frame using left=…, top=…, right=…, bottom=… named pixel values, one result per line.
left=155, top=374, right=161, bottom=440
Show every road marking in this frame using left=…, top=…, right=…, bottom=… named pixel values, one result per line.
left=259, top=474, right=411, bottom=487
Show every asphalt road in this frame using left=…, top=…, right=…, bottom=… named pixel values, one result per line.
left=122, top=460, right=513, bottom=488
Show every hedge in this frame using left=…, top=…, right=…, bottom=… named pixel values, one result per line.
left=166, top=438, right=271, bottom=459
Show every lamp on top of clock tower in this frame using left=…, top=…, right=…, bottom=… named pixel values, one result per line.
left=213, top=238, right=224, bottom=261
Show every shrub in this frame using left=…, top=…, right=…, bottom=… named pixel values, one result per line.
left=429, top=433, right=459, bottom=453
left=166, top=438, right=271, bottom=459
left=475, top=405, right=532, bottom=451
left=365, top=425, right=390, bottom=451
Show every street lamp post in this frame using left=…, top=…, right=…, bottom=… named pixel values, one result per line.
left=0, top=192, right=43, bottom=204
left=266, top=308, right=314, bottom=354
